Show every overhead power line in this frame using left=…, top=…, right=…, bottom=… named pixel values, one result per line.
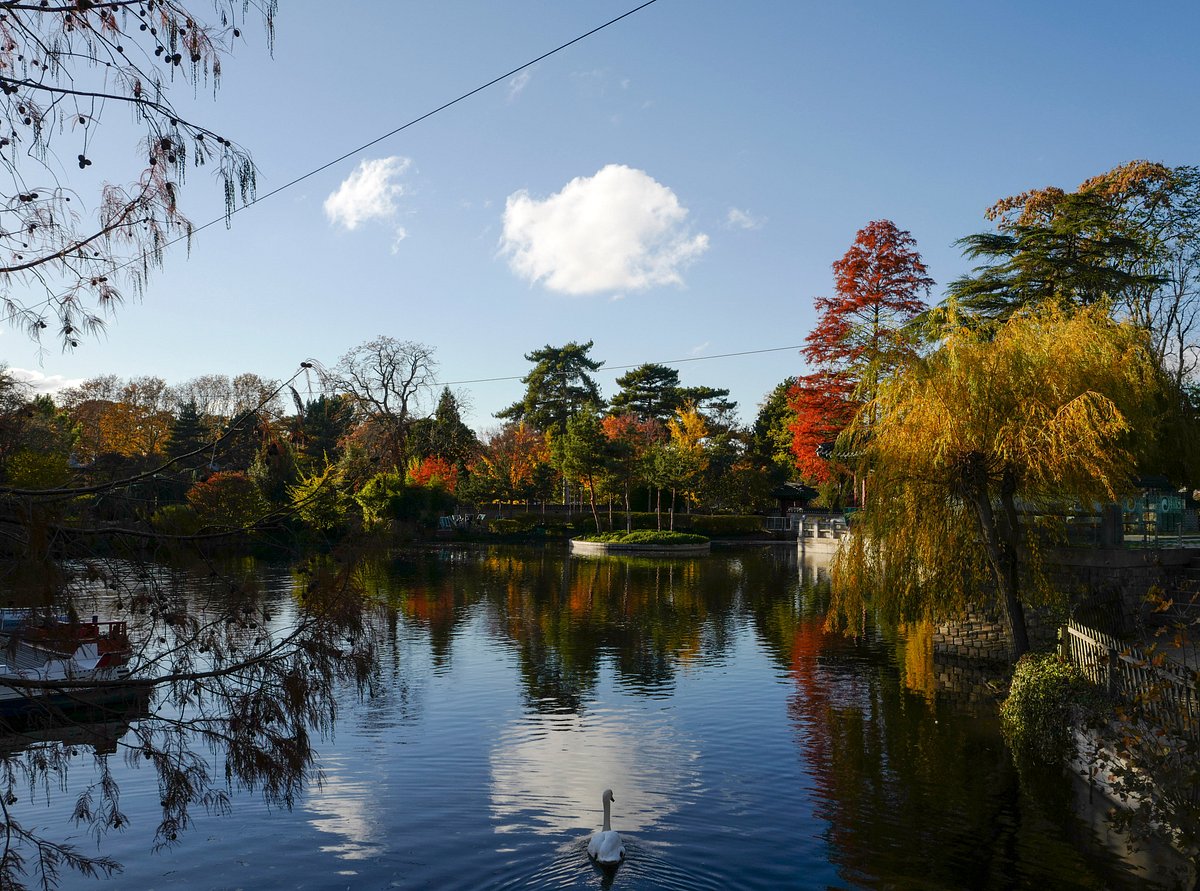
left=212, top=0, right=663, bottom=232
left=12, top=0, right=664, bottom=325
left=439, top=344, right=804, bottom=386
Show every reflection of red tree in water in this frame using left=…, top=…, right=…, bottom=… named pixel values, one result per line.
left=785, top=620, right=931, bottom=886
left=782, top=618, right=1124, bottom=889
left=786, top=619, right=835, bottom=802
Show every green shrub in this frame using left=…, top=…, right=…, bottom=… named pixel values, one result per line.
left=356, top=471, right=454, bottom=529
left=289, top=465, right=349, bottom=532
left=6, top=450, right=71, bottom=488
left=1000, top=653, right=1098, bottom=764
left=186, top=472, right=269, bottom=529
left=151, top=503, right=201, bottom=537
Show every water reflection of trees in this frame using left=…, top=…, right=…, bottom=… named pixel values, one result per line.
left=743, top=551, right=1154, bottom=890
left=359, top=543, right=1151, bottom=889
left=373, top=547, right=758, bottom=713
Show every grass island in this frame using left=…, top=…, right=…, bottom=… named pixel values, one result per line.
left=569, top=530, right=712, bottom=555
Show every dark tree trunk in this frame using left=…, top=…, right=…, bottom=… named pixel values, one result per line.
left=964, top=456, right=1030, bottom=659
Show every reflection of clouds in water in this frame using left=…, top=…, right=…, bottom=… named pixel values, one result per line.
left=305, top=757, right=384, bottom=861
left=490, top=710, right=696, bottom=835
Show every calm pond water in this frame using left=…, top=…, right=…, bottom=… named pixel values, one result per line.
left=15, top=544, right=1174, bottom=889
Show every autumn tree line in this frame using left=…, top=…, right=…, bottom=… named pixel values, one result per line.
left=1, top=161, right=1197, bottom=580
left=0, top=334, right=799, bottom=545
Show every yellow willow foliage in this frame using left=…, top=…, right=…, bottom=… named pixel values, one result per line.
left=830, top=305, right=1165, bottom=635
left=898, top=620, right=936, bottom=701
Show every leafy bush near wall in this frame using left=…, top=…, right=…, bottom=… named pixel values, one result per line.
left=1000, top=653, right=1101, bottom=763
left=604, top=512, right=763, bottom=535
left=483, top=512, right=762, bottom=537
left=602, top=512, right=670, bottom=530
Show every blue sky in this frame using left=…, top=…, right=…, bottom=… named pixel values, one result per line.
left=9, top=1, right=1200, bottom=429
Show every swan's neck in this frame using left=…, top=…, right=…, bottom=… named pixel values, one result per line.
left=602, top=797, right=611, bottom=832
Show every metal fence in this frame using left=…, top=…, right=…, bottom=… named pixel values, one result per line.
left=1063, top=619, right=1198, bottom=742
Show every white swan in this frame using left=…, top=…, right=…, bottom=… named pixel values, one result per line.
left=587, top=789, right=625, bottom=866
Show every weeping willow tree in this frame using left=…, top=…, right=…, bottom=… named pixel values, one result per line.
left=829, top=305, right=1172, bottom=658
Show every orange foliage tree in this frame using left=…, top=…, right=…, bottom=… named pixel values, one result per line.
left=408, top=455, right=459, bottom=493
left=469, top=423, right=551, bottom=511
left=96, top=402, right=173, bottom=459
left=787, top=372, right=855, bottom=485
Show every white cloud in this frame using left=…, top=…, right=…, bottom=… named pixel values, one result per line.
left=726, top=207, right=764, bottom=230
left=390, top=227, right=408, bottom=254
left=690, top=341, right=709, bottom=356
left=507, top=70, right=532, bottom=101
left=8, top=368, right=81, bottom=394
left=324, top=156, right=412, bottom=231
left=500, top=164, right=709, bottom=295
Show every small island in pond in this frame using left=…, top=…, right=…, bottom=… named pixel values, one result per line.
left=569, top=530, right=711, bottom=555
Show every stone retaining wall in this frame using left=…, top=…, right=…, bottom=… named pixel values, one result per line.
left=932, top=606, right=1060, bottom=661
left=931, top=547, right=1199, bottom=662
left=929, top=654, right=1009, bottom=707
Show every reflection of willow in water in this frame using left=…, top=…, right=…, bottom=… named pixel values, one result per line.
left=745, top=551, right=1155, bottom=890
left=370, top=547, right=761, bottom=714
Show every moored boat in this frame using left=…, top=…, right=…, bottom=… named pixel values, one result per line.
left=0, top=614, right=136, bottom=715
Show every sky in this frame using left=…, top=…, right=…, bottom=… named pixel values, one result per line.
left=7, top=0, right=1200, bottom=430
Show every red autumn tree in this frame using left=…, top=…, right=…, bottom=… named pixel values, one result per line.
left=787, top=372, right=856, bottom=484
left=789, top=220, right=933, bottom=488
